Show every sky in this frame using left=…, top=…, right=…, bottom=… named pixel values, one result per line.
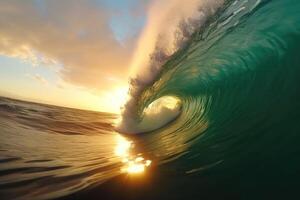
left=0, top=0, right=149, bottom=113
left=0, top=0, right=221, bottom=113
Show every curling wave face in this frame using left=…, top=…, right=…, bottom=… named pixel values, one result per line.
left=117, top=0, right=300, bottom=195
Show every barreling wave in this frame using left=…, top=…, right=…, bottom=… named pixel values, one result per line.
left=116, top=1, right=300, bottom=194
left=117, top=0, right=226, bottom=133
left=117, top=0, right=300, bottom=159
left=115, top=1, right=300, bottom=191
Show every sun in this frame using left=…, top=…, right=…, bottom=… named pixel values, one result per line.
left=103, top=86, right=129, bottom=114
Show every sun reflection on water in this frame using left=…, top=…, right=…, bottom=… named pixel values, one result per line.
left=115, top=135, right=151, bottom=174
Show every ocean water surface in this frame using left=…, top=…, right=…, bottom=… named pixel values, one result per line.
left=0, top=97, right=153, bottom=199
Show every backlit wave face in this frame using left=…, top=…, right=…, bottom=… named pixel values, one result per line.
left=117, top=0, right=224, bottom=134
left=115, top=0, right=300, bottom=183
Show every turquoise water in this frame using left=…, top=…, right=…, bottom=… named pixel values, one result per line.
left=127, top=0, right=300, bottom=198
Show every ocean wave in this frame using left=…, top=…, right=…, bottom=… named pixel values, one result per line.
left=118, top=0, right=226, bottom=133
left=116, top=0, right=300, bottom=183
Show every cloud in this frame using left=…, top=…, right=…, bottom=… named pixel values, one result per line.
left=0, top=0, right=148, bottom=92
left=26, top=73, right=48, bottom=85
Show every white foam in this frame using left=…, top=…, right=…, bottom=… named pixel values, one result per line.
left=116, top=96, right=181, bottom=134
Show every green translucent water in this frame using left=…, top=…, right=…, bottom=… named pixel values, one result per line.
left=131, top=0, right=300, bottom=198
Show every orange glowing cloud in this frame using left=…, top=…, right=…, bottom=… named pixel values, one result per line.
left=0, top=0, right=146, bottom=92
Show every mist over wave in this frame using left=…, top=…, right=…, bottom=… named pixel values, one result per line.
left=118, top=0, right=224, bottom=134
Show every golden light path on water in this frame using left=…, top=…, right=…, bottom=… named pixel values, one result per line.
left=115, top=135, right=152, bottom=174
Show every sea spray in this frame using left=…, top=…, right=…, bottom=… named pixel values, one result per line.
left=117, top=0, right=225, bottom=134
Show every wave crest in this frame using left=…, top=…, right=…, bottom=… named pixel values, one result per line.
left=117, top=0, right=224, bottom=134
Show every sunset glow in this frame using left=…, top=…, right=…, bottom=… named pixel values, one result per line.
left=102, top=87, right=129, bottom=114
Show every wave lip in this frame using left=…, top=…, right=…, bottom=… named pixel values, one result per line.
left=116, top=96, right=181, bottom=134
left=117, top=0, right=225, bottom=135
